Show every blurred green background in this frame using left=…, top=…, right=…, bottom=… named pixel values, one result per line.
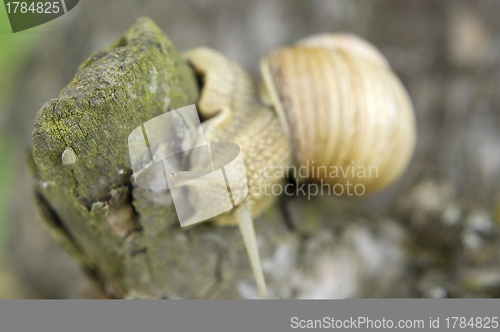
left=0, top=4, right=40, bottom=297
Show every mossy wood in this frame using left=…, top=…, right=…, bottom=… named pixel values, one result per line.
left=31, top=18, right=208, bottom=298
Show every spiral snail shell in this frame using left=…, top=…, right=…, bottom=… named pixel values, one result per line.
left=261, top=33, right=416, bottom=193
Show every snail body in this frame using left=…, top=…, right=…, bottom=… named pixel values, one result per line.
left=183, top=48, right=292, bottom=221
left=183, top=48, right=292, bottom=298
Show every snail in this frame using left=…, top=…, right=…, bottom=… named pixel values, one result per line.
left=181, top=33, right=416, bottom=298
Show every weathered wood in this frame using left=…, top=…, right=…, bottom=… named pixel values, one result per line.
left=32, top=18, right=200, bottom=297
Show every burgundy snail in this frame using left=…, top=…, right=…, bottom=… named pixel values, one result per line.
left=179, top=33, right=416, bottom=298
